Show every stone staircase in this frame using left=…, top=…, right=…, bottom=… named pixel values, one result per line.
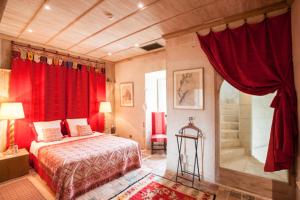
left=220, top=103, right=245, bottom=163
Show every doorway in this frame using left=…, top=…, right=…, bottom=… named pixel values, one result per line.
left=219, top=81, right=288, bottom=182
left=144, top=70, right=167, bottom=150
left=217, top=80, right=294, bottom=199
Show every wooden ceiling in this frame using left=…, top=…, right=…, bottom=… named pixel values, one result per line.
left=0, top=0, right=287, bottom=62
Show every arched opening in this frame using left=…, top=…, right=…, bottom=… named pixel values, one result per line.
left=219, top=81, right=288, bottom=182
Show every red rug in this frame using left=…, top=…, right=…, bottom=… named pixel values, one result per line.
left=111, top=173, right=215, bottom=200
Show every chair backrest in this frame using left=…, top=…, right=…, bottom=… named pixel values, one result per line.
left=151, top=112, right=166, bottom=135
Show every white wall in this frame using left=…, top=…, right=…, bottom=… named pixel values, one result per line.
left=114, top=51, right=166, bottom=149
left=114, top=34, right=216, bottom=181
left=0, top=39, right=11, bottom=152
left=104, top=62, right=115, bottom=133
left=220, top=81, right=239, bottom=104
left=251, top=94, right=275, bottom=163
left=166, top=33, right=216, bottom=182
left=0, top=69, right=9, bottom=151
left=0, top=39, right=11, bottom=69
left=239, top=93, right=252, bottom=155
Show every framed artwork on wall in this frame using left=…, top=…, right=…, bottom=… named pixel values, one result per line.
left=173, top=68, right=204, bottom=109
left=120, top=82, right=134, bottom=107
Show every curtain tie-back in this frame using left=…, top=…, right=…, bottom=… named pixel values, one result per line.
left=269, top=86, right=290, bottom=148
left=270, top=85, right=295, bottom=162
left=270, top=89, right=282, bottom=109
left=270, top=82, right=289, bottom=109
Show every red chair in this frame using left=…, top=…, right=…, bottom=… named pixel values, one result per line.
left=151, top=112, right=167, bottom=154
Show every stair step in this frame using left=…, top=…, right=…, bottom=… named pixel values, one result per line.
left=220, top=122, right=239, bottom=130
left=221, top=138, right=241, bottom=148
left=220, top=103, right=239, bottom=109
left=221, top=115, right=239, bottom=122
left=220, top=147, right=245, bottom=162
left=221, top=129, right=239, bottom=139
left=220, top=109, right=239, bottom=116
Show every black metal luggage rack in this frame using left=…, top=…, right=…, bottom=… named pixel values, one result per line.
left=175, top=119, right=204, bottom=187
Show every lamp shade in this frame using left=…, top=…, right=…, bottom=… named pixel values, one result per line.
left=99, top=102, right=112, bottom=113
left=0, top=102, right=25, bottom=120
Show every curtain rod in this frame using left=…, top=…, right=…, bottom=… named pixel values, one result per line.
left=163, top=1, right=290, bottom=39
left=209, top=8, right=289, bottom=32
left=11, top=41, right=105, bottom=65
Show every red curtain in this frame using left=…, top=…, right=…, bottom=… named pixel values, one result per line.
left=44, top=64, right=67, bottom=121
left=9, top=57, right=106, bottom=150
left=198, top=12, right=297, bottom=172
left=89, top=68, right=105, bottom=132
left=66, top=66, right=89, bottom=118
left=10, top=59, right=35, bottom=149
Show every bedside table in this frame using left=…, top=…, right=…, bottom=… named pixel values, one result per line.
left=0, top=149, right=29, bottom=183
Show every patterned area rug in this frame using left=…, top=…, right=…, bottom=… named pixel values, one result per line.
left=110, top=173, right=216, bottom=200
left=0, top=178, right=46, bottom=200
left=78, top=167, right=152, bottom=200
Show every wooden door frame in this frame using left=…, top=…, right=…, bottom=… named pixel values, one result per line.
left=214, top=74, right=296, bottom=199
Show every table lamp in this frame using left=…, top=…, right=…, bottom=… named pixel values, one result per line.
left=99, top=101, right=112, bottom=113
left=99, top=102, right=115, bottom=134
left=0, top=102, right=25, bottom=151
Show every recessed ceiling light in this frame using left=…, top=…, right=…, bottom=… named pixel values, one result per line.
left=44, top=5, right=51, bottom=10
left=108, top=52, right=112, bottom=56
left=27, top=29, right=33, bottom=33
left=134, top=43, right=140, bottom=47
left=103, top=11, right=114, bottom=19
left=138, top=2, right=144, bottom=9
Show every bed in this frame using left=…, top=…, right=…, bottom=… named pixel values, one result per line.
left=30, top=132, right=142, bottom=200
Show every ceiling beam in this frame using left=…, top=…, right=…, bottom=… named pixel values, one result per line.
left=84, top=0, right=221, bottom=55
left=0, top=0, right=8, bottom=22
left=96, top=0, right=291, bottom=61
left=113, top=48, right=165, bottom=63
left=66, top=0, right=161, bottom=50
left=163, top=1, right=290, bottom=40
left=0, top=33, right=112, bottom=64
left=17, top=0, right=48, bottom=38
left=44, top=0, right=105, bottom=45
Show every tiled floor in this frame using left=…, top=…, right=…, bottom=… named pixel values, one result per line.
left=221, top=155, right=288, bottom=182
left=2, top=150, right=272, bottom=200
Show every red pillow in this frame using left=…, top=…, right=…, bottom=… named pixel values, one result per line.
left=60, top=120, right=69, bottom=136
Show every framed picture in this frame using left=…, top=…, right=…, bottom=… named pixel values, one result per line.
left=120, top=82, right=134, bottom=107
left=173, top=68, right=204, bottom=109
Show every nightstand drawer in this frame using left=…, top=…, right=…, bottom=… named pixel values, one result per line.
left=0, top=149, right=29, bottom=183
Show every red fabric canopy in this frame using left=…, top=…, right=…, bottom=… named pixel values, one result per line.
left=198, top=12, right=298, bottom=172
left=9, top=57, right=105, bottom=150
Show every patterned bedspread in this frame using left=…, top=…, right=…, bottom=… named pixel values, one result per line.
left=37, top=134, right=142, bottom=200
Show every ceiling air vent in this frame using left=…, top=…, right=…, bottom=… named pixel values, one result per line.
left=140, top=42, right=163, bottom=51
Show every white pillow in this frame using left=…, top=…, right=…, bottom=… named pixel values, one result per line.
left=66, top=118, right=88, bottom=137
left=33, top=120, right=62, bottom=141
